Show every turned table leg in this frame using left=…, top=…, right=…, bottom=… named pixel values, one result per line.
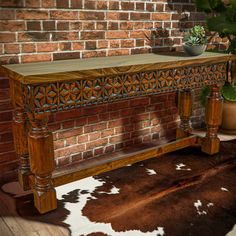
left=12, top=109, right=30, bottom=190
left=28, top=114, right=57, bottom=214
left=201, top=85, right=223, bottom=155
left=176, top=89, right=193, bottom=139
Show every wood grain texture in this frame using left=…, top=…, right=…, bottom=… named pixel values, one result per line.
left=201, top=85, right=223, bottom=155
left=2, top=52, right=236, bottom=84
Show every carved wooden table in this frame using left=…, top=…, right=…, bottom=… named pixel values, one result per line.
left=3, top=52, right=236, bottom=214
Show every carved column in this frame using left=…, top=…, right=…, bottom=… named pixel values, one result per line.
left=176, top=89, right=193, bottom=139
left=201, top=85, right=223, bottom=155
left=12, top=108, right=30, bottom=190
left=28, top=114, right=57, bottom=214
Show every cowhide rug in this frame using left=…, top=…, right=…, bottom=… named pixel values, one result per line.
left=2, top=140, right=236, bottom=236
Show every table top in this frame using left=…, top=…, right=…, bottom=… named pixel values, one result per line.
left=3, top=52, right=236, bottom=84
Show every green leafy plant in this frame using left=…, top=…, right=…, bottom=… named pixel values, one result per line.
left=183, top=25, right=208, bottom=45
left=196, top=0, right=236, bottom=103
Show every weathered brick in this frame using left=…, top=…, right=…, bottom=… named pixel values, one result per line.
left=56, top=0, right=69, bottom=8
left=21, top=43, right=36, bottom=53
left=53, top=52, right=81, bottom=60
left=50, top=11, right=78, bottom=20
left=86, top=138, right=108, bottom=150
left=0, top=33, right=16, bottom=43
left=17, top=10, right=49, bottom=20
left=106, top=31, right=129, bottom=39
left=80, top=31, right=105, bottom=40
left=27, top=21, right=41, bottom=31
left=4, top=44, right=20, bottom=54
left=0, top=9, right=15, bottom=20
left=80, top=11, right=105, bottom=20
left=0, top=21, right=25, bottom=32
left=0, top=0, right=24, bottom=7
left=25, top=0, right=40, bottom=7
left=71, top=0, right=83, bottom=9
left=21, top=54, right=51, bottom=63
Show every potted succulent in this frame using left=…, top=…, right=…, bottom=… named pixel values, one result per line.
left=197, top=0, right=236, bottom=133
left=183, top=25, right=208, bottom=56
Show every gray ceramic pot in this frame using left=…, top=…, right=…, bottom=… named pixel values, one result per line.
left=183, top=44, right=207, bottom=56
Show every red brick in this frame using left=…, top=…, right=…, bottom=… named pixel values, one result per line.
left=0, top=142, right=14, bottom=153
left=108, top=118, right=130, bottom=128
left=130, top=13, right=150, bottom=20
left=55, top=144, right=85, bottom=158
left=0, top=33, right=16, bottom=43
left=101, top=129, right=114, bottom=138
left=120, top=22, right=133, bottom=30
left=66, top=137, right=77, bottom=146
left=77, top=134, right=88, bottom=143
left=52, top=32, right=79, bottom=41
left=4, top=44, right=20, bottom=54
left=42, top=0, right=55, bottom=8
left=57, top=156, right=70, bottom=167
left=84, top=1, right=96, bottom=9
left=106, top=30, right=129, bottom=39
left=97, top=1, right=108, bottom=10
left=43, top=21, right=56, bottom=30
left=85, top=41, right=97, bottom=50
left=0, top=10, right=15, bottom=20
left=86, top=138, right=108, bottom=149
left=83, top=150, right=93, bottom=159
left=109, top=133, right=130, bottom=144
left=136, top=2, right=145, bottom=10
left=0, top=21, right=25, bottom=32
left=62, top=120, right=75, bottom=129
left=21, top=54, right=51, bottom=63
left=110, top=111, right=120, bottom=119
left=0, top=79, right=9, bottom=89
left=70, top=0, right=83, bottom=8
left=108, top=22, right=119, bottom=30
left=56, top=0, right=69, bottom=8
left=27, top=21, right=41, bottom=31
left=97, top=40, right=108, bottom=49
left=53, top=52, right=81, bottom=60
left=0, top=151, right=16, bottom=164
left=110, top=40, right=120, bottom=48
left=0, top=56, right=19, bottom=64
left=71, top=153, right=82, bottom=162
left=130, top=98, right=150, bottom=107
left=89, top=132, right=100, bottom=141
left=94, top=147, right=104, bottom=156
left=72, top=42, right=84, bottom=50
left=109, top=2, right=119, bottom=10
left=54, top=140, right=65, bottom=149
left=57, top=127, right=83, bottom=139
left=80, top=31, right=105, bottom=40
left=84, top=123, right=107, bottom=133
left=17, top=10, right=49, bottom=20
left=105, top=145, right=114, bottom=153
left=82, top=51, right=106, bottom=58
left=0, top=0, right=24, bottom=7
left=25, top=0, right=40, bottom=7
left=121, top=2, right=134, bottom=10
left=18, top=32, right=50, bottom=42
left=0, top=122, right=12, bottom=133
left=75, top=117, right=87, bottom=127
left=22, top=43, right=36, bottom=53
left=37, top=43, right=58, bottom=52
left=88, top=115, right=99, bottom=124
left=121, top=39, right=135, bottom=48
left=152, top=13, right=171, bottom=21
left=57, top=21, right=69, bottom=31
left=59, top=42, right=72, bottom=51
left=107, top=12, right=129, bottom=20
left=50, top=11, right=78, bottom=20
left=80, top=11, right=105, bottom=20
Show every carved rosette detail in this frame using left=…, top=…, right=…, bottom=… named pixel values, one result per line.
left=24, top=63, right=227, bottom=114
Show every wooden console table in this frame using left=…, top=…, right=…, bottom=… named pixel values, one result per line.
left=2, top=52, right=236, bottom=214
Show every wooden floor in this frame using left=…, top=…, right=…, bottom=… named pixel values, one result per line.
left=0, top=132, right=236, bottom=236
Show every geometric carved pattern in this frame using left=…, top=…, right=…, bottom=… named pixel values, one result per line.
left=24, top=62, right=227, bottom=114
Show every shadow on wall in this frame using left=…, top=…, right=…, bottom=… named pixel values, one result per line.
left=146, top=0, right=227, bottom=53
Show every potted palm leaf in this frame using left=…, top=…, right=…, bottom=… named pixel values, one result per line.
left=197, top=0, right=236, bottom=133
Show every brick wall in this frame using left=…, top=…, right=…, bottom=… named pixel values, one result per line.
left=0, top=0, right=208, bottom=182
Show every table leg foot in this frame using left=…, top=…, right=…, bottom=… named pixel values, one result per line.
left=33, top=175, right=57, bottom=214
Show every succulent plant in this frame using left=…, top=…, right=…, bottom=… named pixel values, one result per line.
left=183, top=25, right=208, bottom=46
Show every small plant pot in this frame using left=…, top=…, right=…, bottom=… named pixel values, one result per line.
left=183, top=44, right=207, bottom=56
